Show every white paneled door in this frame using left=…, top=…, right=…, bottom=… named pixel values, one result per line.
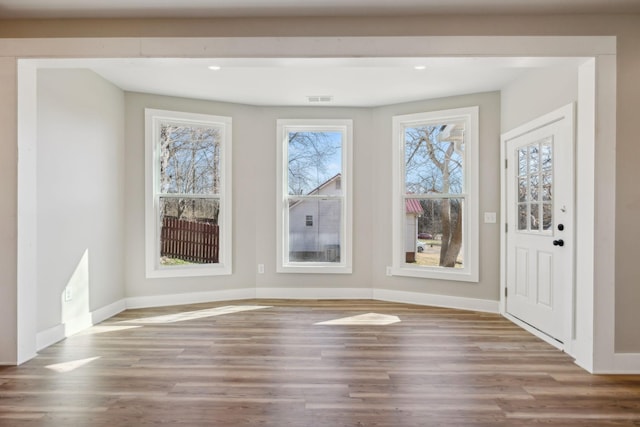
left=503, top=104, right=575, bottom=343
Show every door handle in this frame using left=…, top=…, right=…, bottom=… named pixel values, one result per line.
left=553, top=239, right=564, bottom=247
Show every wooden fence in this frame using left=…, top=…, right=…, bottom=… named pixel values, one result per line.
left=161, top=217, right=219, bottom=263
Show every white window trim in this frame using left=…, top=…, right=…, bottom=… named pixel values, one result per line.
left=145, top=108, right=232, bottom=278
left=276, top=119, right=353, bottom=274
left=391, top=106, right=479, bottom=282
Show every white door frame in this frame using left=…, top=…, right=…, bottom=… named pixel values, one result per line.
left=500, top=57, right=617, bottom=372
left=501, top=103, right=576, bottom=351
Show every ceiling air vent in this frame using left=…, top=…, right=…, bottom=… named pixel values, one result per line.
left=307, top=95, right=333, bottom=103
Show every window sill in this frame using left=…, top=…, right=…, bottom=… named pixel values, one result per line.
left=277, top=264, right=352, bottom=274
left=390, top=265, right=478, bottom=283
left=146, top=263, right=232, bottom=279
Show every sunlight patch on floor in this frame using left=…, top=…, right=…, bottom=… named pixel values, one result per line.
left=120, top=305, right=272, bottom=324
left=46, top=356, right=101, bottom=373
left=315, top=313, right=401, bottom=325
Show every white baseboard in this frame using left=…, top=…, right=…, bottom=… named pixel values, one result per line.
left=92, top=299, right=127, bottom=324
left=63, top=312, right=93, bottom=337
left=125, top=287, right=256, bottom=309
left=604, top=353, right=640, bottom=374
left=36, top=299, right=127, bottom=352
left=373, top=288, right=499, bottom=313
left=36, top=324, right=66, bottom=352
left=256, top=287, right=373, bottom=300
left=35, top=312, right=92, bottom=352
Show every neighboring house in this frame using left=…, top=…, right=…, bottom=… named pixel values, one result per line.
left=289, top=173, right=342, bottom=261
left=405, top=199, right=424, bottom=263
left=288, top=178, right=423, bottom=263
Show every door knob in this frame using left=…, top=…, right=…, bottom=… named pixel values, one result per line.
left=557, top=224, right=564, bottom=231
left=553, top=239, right=564, bottom=247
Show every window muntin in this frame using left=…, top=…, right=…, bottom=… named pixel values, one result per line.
left=145, top=109, right=232, bottom=277
left=392, top=107, right=479, bottom=282
left=516, top=138, right=553, bottom=233
left=277, top=119, right=352, bottom=273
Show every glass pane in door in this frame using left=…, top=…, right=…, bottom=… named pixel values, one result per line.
left=516, top=137, right=553, bottom=233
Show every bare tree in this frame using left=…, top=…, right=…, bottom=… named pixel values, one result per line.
left=287, top=131, right=341, bottom=195
left=160, top=124, right=221, bottom=222
left=405, top=125, right=464, bottom=267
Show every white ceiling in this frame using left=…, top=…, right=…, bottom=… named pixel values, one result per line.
left=36, top=57, right=586, bottom=107
left=1, top=0, right=640, bottom=18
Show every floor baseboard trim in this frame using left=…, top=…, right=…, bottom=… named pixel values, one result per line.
left=373, top=289, right=499, bottom=313
left=125, top=288, right=256, bottom=309
left=256, top=287, right=374, bottom=299
left=92, top=299, right=127, bottom=325
left=36, top=324, right=66, bottom=352
left=36, top=299, right=128, bottom=352
left=603, top=353, right=640, bottom=374
left=35, top=313, right=92, bottom=351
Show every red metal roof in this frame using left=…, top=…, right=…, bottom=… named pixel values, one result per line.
left=405, top=199, right=423, bottom=214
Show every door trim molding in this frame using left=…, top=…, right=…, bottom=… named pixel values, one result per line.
left=501, top=103, right=576, bottom=354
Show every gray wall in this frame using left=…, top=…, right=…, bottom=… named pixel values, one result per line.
left=501, top=65, right=579, bottom=132
left=37, top=69, right=125, bottom=333
left=124, top=93, right=258, bottom=298
left=125, top=93, right=376, bottom=295
left=122, top=90, right=500, bottom=300
left=372, top=92, right=501, bottom=300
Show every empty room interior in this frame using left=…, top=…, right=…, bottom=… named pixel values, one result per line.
left=1, top=0, right=640, bottom=425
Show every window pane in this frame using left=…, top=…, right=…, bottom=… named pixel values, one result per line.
left=404, top=123, right=464, bottom=195
left=159, top=197, right=220, bottom=265
left=541, top=139, right=553, bottom=171
left=515, top=139, right=553, bottom=234
left=518, top=147, right=528, bottom=176
left=529, top=144, right=539, bottom=174
left=408, top=198, right=464, bottom=268
left=530, top=203, right=540, bottom=231
left=287, top=131, right=342, bottom=196
left=160, top=124, right=221, bottom=195
left=529, top=174, right=539, bottom=201
left=542, top=173, right=552, bottom=201
left=518, top=203, right=528, bottom=230
left=542, top=203, right=553, bottom=230
left=518, top=177, right=527, bottom=202
left=288, top=198, right=341, bottom=263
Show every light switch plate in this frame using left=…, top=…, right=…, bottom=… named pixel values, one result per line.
left=484, top=212, right=497, bottom=223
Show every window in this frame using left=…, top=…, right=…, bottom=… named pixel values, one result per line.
left=517, top=139, right=553, bottom=232
left=276, top=119, right=352, bottom=273
left=391, top=107, right=479, bottom=282
left=145, top=109, right=232, bottom=277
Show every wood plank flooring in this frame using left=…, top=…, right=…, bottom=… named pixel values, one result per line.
left=2, top=299, right=640, bottom=426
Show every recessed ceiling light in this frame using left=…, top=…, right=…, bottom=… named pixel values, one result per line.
left=414, top=65, right=427, bottom=70
left=208, top=65, right=221, bottom=71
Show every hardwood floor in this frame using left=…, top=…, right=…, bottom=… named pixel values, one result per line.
left=2, top=299, right=640, bottom=426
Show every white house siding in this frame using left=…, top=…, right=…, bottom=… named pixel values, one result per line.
left=289, top=175, right=342, bottom=261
